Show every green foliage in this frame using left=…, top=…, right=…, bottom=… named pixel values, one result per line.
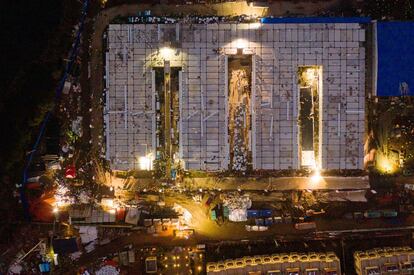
left=66, top=130, right=79, bottom=144
left=153, top=159, right=166, bottom=179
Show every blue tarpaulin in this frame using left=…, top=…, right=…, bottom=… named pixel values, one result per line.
left=376, top=22, right=414, bottom=96
left=39, top=262, right=51, bottom=273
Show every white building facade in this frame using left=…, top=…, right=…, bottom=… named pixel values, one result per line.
left=105, top=21, right=366, bottom=171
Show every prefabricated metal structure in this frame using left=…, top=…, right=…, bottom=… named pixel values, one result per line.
left=206, top=252, right=341, bottom=274
left=104, top=19, right=366, bottom=171
left=354, top=247, right=414, bottom=275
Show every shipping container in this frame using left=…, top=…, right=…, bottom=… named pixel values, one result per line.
left=382, top=210, right=398, bottom=218
left=247, top=210, right=259, bottom=218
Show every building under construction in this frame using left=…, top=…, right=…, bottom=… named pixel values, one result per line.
left=104, top=18, right=368, bottom=172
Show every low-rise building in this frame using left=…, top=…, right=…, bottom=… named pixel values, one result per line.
left=207, top=252, right=341, bottom=275
left=354, top=247, right=414, bottom=275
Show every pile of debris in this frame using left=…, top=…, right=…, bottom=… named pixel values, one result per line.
left=128, top=14, right=259, bottom=24
left=232, top=106, right=248, bottom=172
left=222, top=193, right=251, bottom=222
left=95, top=264, right=119, bottom=275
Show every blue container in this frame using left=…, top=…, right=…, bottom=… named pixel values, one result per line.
left=260, top=209, right=273, bottom=218
left=39, top=262, right=51, bottom=272
left=247, top=210, right=259, bottom=218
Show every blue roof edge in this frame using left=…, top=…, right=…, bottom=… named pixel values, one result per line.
left=261, top=17, right=371, bottom=24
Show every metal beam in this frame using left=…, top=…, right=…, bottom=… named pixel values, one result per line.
left=224, top=55, right=229, bottom=169
left=178, top=71, right=183, bottom=160
left=124, top=85, right=128, bottom=130
left=151, top=70, right=156, bottom=158
left=164, top=61, right=172, bottom=180
left=251, top=54, right=256, bottom=170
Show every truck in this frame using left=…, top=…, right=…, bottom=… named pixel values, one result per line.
left=294, top=222, right=317, bottom=230
left=382, top=210, right=398, bottom=218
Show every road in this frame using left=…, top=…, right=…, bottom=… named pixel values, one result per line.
left=66, top=188, right=414, bottom=273
left=182, top=176, right=370, bottom=191
left=67, top=220, right=413, bottom=274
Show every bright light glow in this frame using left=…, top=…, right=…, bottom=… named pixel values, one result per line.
left=109, top=208, right=116, bottom=214
left=53, top=207, right=59, bottom=213
left=310, top=170, right=322, bottom=184
left=382, top=160, right=393, bottom=172
left=54, top=185, right=73, bottom=208
left=160, top=47, right=174, bottom=59
left=249, top=22, right=261, bottom=29
left=377, top=155, right=396, bottom=174
left=301, top=67, right=319, bottom=86
left=234, top=38, right=248, bottom=49
left=101, top=198, right=114, bottom=208
left=302, top=150, right=316, bottom=167
left=139, top=154, right=152, bottom=170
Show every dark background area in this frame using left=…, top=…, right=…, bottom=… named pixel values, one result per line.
left=0, top=0, right=80, bottom=221
left=0, top=0, right=80, bottom=178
